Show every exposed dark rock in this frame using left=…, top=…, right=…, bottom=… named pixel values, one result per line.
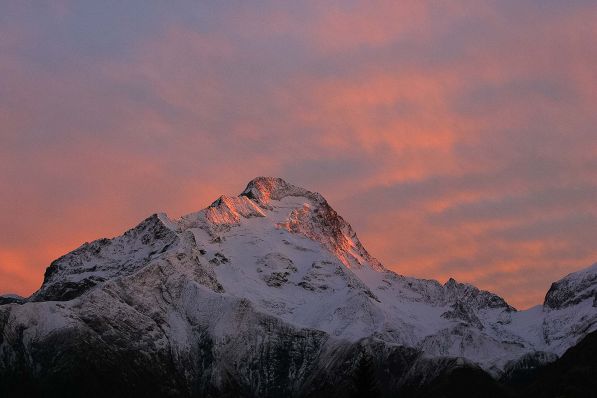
left=0, top=296, right=24, bottom=305
left=544, top=269, right=597, bottom=309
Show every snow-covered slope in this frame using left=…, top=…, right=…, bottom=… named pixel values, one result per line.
left=538, top=263, right=597, bottom=353
left=1, top=177, right=595, bottom=396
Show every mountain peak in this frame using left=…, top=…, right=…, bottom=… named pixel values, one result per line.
left=445, top=277, right=457, bottom=286
left=238, top=177, right=383, bottom=271
left=544, top=262, right=597, bottom=309
left=241, top=176, right=322, bottom=207
left=3, top=177, right=597, bottom=396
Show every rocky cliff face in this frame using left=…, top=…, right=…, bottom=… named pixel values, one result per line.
left=1, top=177, right=595, bottom=397
left=544, top=263, right=597, bottom=310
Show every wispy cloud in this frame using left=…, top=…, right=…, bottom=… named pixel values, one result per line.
left=0, top=1, right=595, bottom=308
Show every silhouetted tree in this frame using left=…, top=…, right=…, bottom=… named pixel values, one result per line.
left=351, top=351, right=381, bottom=398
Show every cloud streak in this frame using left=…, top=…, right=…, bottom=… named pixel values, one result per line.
left=1, top=1, right=595, bottom=308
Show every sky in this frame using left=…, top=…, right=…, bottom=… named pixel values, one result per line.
left=1, top=1, right=596, bottom=309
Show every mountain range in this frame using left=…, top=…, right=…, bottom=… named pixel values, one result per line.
left=1, top=177, right=595, bottom=397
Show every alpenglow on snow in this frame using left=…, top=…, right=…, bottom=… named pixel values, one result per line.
left=1, top=177, right=596, bottom=397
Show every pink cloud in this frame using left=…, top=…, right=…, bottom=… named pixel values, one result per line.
left=0, top=2, right=595, bottom=308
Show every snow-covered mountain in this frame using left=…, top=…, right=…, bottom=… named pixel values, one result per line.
left=1, top=177, right=595, bottom=397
